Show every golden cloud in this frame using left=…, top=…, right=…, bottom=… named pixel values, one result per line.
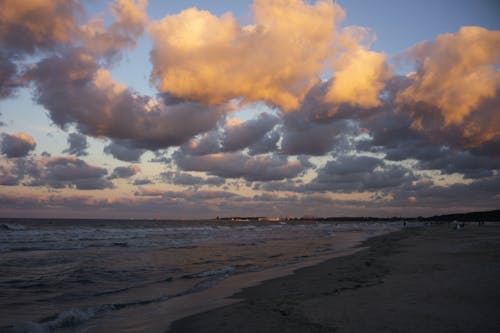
left=149, top=0, right=346, bottom=111
left=398, top=26, right=500, bottom=126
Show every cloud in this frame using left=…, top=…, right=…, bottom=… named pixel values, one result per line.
left=397, top=26, right=500, bottom=147
left=417, top=151, right=500, bottom=179
left=280, top=103, right=357, bottom=155
left=398, top=27, right=500, bottom=126
left=248, top=130, right=280, bottom=155
left=0, top=165, right=20, bottom=186
left=325, top=45, right=391, bottom=109
left=109, top=165, right=140, bottom=179
left=306, top=155, right=415, bottom=193
left=133, top=178, right=153, bottom=185
left=174, top=151, right=309, bottom=181
left=79, top=0, right=148, bottom=59
left=149, top=0, right=346, bottom=110
left=104, top=140, right=146, bottom=162
left=36, top=157, right=113, bottom=190
left=0, top=0, right=81, bottom=55
left=0, top=53, right=18, bottom=98
left=1, top=132, right=36, bottom=157
left=221, top=113, right=279, bottom=152
left=0, top=0, right=147, bottom=58
left=391, top=174, right=500, bottom=210
left=63, top=133, right=89, bottom=156
left=181, top=131, right=221, bottom=156
left=5, top=156, right=113, bottom=190
left=28, top=50, right=227, bottom=151
left=161, top=171, right=225, bottom=187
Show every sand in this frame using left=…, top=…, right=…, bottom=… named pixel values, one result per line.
left=169, top=224, right=500, bottom=332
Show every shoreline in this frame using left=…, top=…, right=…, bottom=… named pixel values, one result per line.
left=170, top=224, right=500, bottom=332
left=76, top=228, right=381, bottom=333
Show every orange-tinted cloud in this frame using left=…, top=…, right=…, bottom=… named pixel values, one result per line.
left=79, top=0, right=148, bottom=58
left=398, top=26, right=500, bottom=126
left=149, top=0, right=346, bottom=111
left=0, top=0, right=81, bottom=53
left=325, top=47, right=390, bottom=108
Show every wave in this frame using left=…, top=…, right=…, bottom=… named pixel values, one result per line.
left=182, top=266, right=235, bottom=279
left=0, top=223, right=26, bottom=231
left=2, top=296, right=172, bottom=333
left=3, top=305, right=114, bottom=333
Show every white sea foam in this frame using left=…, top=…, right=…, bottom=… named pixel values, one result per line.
left=183, top=266, right=236, bottom=279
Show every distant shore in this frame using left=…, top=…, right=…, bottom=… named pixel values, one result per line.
left=170, top=224, right=500, bottom=333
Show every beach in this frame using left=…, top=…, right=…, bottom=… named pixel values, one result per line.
left=170, top=224, right=500, bottom=333
left=0, top=220, right=397, bottom=332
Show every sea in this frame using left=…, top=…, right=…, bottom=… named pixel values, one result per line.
left=0, top=218, right=403, bottom=332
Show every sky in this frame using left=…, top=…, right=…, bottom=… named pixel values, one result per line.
left=0, top=0, right=499, bottom=219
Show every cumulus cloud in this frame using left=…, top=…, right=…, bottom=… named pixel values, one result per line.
left=5, top=156, right=114, bottom=190
left=0, top=53, right=18, bottom=98
left=396, top=26, right=500, bottom=150
left=28, top=50, right=227, bottom=150
left=1, top=132, right=36, bottom=157
left=398, top=27, right=500, bottom=126
left=149, top=0, right=390, bottom=111
left=0, top=0, right=147, bottom=58
left=104, top=140, right=146, bottom=162
left=417, top=151, right=500, bottom=179
left=109, top=165, right=140, bottom=179
left=79, top=0, right=148, bottom=59
left=37, top=157, right=113, bottom=190
left=0, top=0, right=81, bottom=54
left=248, top=130, right=280, bottom=155
left=161, top=171, right=225, bottom=187
left=133, top=178, right=153, bottom=185
left=306, top=155, right=415, bottom=193
left=221, top=113, right=279, bottom=152
left=174, top=151, right=309, bottom=181
left=280, top=103, right=358, bottom=156
left=325, top=44, right=391, bottom=109
left=181, top=131, right=221, bottom=156
left=63, top=133, right=89, bottom=156
left=0, top=165, right=20, bottom=186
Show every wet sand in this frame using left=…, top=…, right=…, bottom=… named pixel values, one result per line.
left=170, top=224, right=500, bottom=332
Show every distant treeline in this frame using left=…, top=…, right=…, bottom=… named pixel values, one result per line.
left=217, top=209, right=500, bottom=222
left=419, top=209, right=500, bottom=222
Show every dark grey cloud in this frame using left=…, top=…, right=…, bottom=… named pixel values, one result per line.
left=15, top=156, right=113, bottom=190
left=28, top=50, right=227, bottom=151
left=356, top=100, right=500, bottom=180
left=0, top=165, right=19, bottom=186
left=305, top=155, right=415, bottom=193
left=417, top=151, right=500, bottom=179
left=133, top=178, right=153, bottom=186
left=390, top=174, right=500, bottom=210
left=248, top=130, right=280, bottom=155
left=40, top=157, right=113, bottom=190
left=0, top=53, right=18, bottom=99
left=279, top=92, right=360, bottom=156
left=174, top=151, right=309, bottom=182
left=109, top=165, right=140, bottom=179
left=1, top=132, right=36, bottom=158
left=161, top=171, right=225, bottom=187
left=63, top=133, right=89, bottom=156
left=221, top=113, right=279, bottom=152
left=104, top=140, right=146, bottom=162
left=181, top=131, right=221, bottom=156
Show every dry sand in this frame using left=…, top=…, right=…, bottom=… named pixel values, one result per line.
left=169, top=224, right=500, bottom=332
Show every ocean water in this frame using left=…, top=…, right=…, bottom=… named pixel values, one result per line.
left=0, top=219, right=402, bottom=332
